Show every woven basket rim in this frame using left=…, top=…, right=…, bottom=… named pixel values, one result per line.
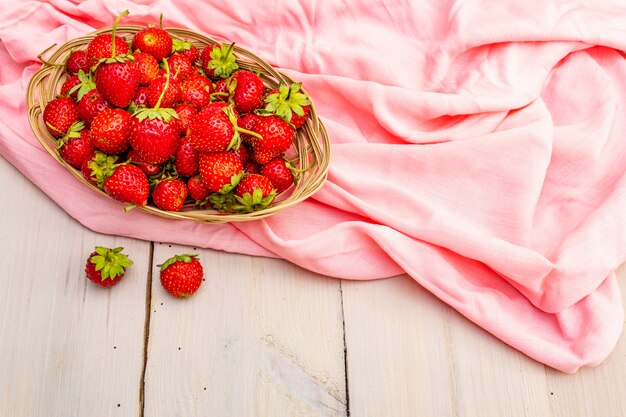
left=27, top=25, right=331, bottom=224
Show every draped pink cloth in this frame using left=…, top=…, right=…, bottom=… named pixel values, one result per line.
left=1, top=0, right=625, bottom=373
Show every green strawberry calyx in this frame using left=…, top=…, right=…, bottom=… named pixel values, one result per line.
left=159, top=254, right=199, bottom=271
left=55, top=121, right=85, bottom=148
left=218, top=170, right=244, bottom=195
left=67, top=70, right=96, bottom=101
left=208, top=42, right=239, bottom=79
left=133, top=58, right=179, bottom=123
left=90, top=246, right=133, bottom=281
left=87, top=151, right=119, bottom=188
left=263, top=83, right=311, bottom=124
left=171, top=37, right=194, bottom=53
left=233, top=187, right=277, bottom=213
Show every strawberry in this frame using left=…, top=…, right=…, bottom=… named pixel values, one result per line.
left=173, top=103, right=196, bottom=133
left=58, top=123, right=94, bottom=169
left=243, top=161, right=260, bottom=175
left=81, top=151, right=118, bottom=187
left=264, top=83, right=311, bottom=128
left=159, top=254, right=203, bottom=298
left=238, top=113, right=261, bottom=144
left=147, top=75, right=181, bottom=108
left=174, top=136, right=199, bottom=177
left=211, top=78, right=230, bottom=102
left=127, top=149, right=162, bottom=176
left=231, top=70, right=264, bottom=113
left=77, top=89, right=112, bottom=127
left=168, top=53, right=193, bottom=78
left=180, top=73, right=212, bottom=109
left=199, top=151, right=244, bottom=193
left=132, top=18, right=172, bottom=62
left=250, top=115, right=295, bottom=164
left=187, top=175, right=209, bottom=201
left=232, top=142, right=250, bottom=165
left=103, top=163, right=150, bottom=206
left=201, top=42, right=238, bottom=79
left=90, top=108, right=132, bottom=154
left=130, top=59, right=181, bottom=164
left=133, top=51, right=160, bottom=85
left=85, top=11, right=131, bottom=66
left=233, top=173, right=276, bottom=212
left=152, top=178, right=188, bottom=211
left=172, top=38, right=199, bottom=64
left=43, top=96, right=79, bottom=138
left=85, top=246, right=133, bottom=287
left=66, top=50, right=90, bottom=75
left=60, top=75, right=81, bottom=99
left=187, top=105, right=254, bottom=153
left=95, top=59, right=139, bottom=108
left=260, top=157, right=296, bottom=193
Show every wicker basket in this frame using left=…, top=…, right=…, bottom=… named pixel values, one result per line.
left=26, top=25, right=331, bottom=224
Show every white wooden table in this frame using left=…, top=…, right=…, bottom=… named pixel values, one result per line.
left=1, top=154, right=625, bottom=417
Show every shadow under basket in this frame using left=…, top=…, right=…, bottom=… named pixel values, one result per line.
left=26, top=25, right=331, bottom=224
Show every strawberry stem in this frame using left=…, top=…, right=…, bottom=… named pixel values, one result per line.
left=159, top=13, right=164, bottom=29
left=111, top=10, right=130, bottom=58
left=37, top=44, right=63, bottom=67
left=154, top=58, right=170, bottom=111
left=235, top=126, right=262, bottom=140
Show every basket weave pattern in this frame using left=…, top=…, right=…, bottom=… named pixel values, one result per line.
left=27, top=26, right=331, bottom=223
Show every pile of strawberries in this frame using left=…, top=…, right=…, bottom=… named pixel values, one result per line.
left=42, top=11, right=311, bottom=213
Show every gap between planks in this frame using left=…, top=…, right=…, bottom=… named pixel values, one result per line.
left=139, top=242, right=155, bottom=417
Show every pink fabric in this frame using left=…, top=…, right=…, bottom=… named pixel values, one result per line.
left=1, top=0, right=625, bottom=373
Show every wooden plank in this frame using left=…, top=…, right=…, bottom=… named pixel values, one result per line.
left=544, top=264, right=626, bottom=417
left=143, top=243, right=347, bottom=417
left=342, top=275, right=547, bottom=417
left=0, top=156, right=150, bottom=417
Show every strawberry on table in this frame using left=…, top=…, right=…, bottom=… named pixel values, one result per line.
left=85, top=246, right=133, bottom=287
left=43, top=96, right=79, bottom=138
left=159, top=254, right=203, bottom=298
left=152, top=178, right=188, bottom=212
left=90, top=108, right=132, bottom=154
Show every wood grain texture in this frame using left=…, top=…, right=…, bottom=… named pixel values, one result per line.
left=342, top=268, right=626, bottom=417
left=0, top=156, right=150, bottom=417
left=143, top=243, right=347, bottom=417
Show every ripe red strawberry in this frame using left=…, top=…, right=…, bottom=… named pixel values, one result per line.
left=173, top=103, right=196, bottom=133
left=238, top=113, right=260, bottom=144
left=159, top=254, right=203, bottom=298
left=199, top=151, right=244, bottom=193
left=233, top=173, right=277, bottom=212
left=130, top=86, right=150, bottom=110
left=147, top=75, right=181, bottom=108
left=187, top=175, right=209, bottom=201
left=85, top=246, right=133, bottom=287
left=180, top=73, right=212, bottom=109
left=60, top=75, right=81, bottom=99
left=78, top=89, right=112, bottom=127
left=172, top=38, right=199, bottom=64
left=264, top=83, right=311, bottom=128
left=250, top=115, right=295, bottom=164
left=243, top=161, right=260, bottom=175
left=260, top=157, right=295, bottom=193
left=187, top=105, right=237, bottom=153
left=130, top=61, right=181, bottom=164
left=86, top=11, right=130, bottom=65
left=168, top=53, right=193, bottom=78
left=174, top=136, right=199, bottom=177
left=59, top=124, right=94, bottom=169
left=43, top=96, right=79, bottom=138
left=211, top=78, right=230, bottom=102
left=232, top=142, right=250, bottom=165
left=133, top=51, right=159, bottom=85
left=152, top=178, right=188, bottom=211
left=103, top=164, right=150, bottom=206
left=201, top=43, right=238, bottom=79
left=95, top=59, right=139, bottom=108
left=132, top=25, right=172, bottom=62
left=127, top=149, right=162, bottom=176
left=66, top=50, right=90, bottom=75
left=90, top=108, right=132, bottom=154
left=231, top=70, right=264, bottom=113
